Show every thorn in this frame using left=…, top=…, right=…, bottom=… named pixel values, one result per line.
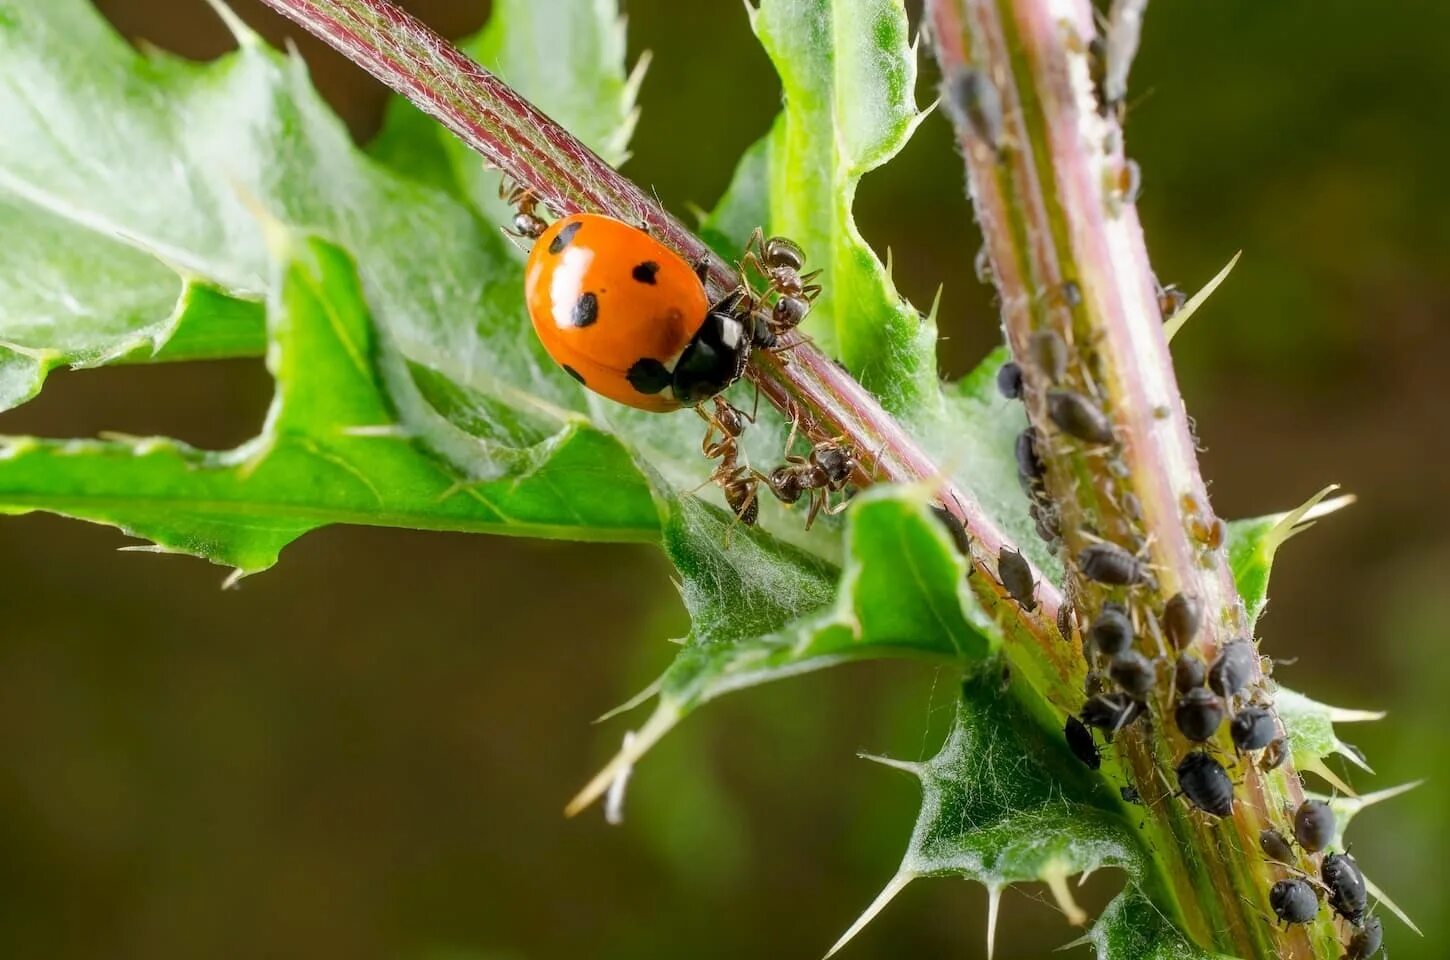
left=1334, top=738, right=1374, bottom=774
left=1260, top=484, right=1341, bottom=557
left=221, top=568, right=246, bottom=591
left=1055, top=930, right=1094, bottom=952
left=1355, top=780, right=1424, bottom=808
left=1299, top=756, right=1356, bottom=797
left=117, top=544, right=184, bottom=555
left=1363, top=875, right=1423, bottom=936
left=824, top=872, right=913, bottom=959
left=1042, top=864, right=1088, bottom=926
left=200, top=0, right=257, bottom=46
left=857, top=752, right=923, bottom=776
left=1164, top=250, right=1241, bottom=342
left=565, top=702, right=681, bottom=817
left=986, top=885, right=1002, bottom=960
left=594, top=677, right=663, bottom=724
left=1326, top=704, right=1387, bottom=724
left=1330, top=780, right=1424, bottom=832
left=603, top=731, right=636, bottom=826
left=926, top=284, right=945, bottom=327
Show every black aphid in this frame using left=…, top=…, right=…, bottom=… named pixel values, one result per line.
left=929, top=505, right=972, bottom=558
left=944, top=68, right=1005, bottom=155
left=1259, top=828, right=1294, bottom=863
left=1079, top=542, right=1144, bottom=586
left=1322, top=852, right=1367, bottom=926
left=1047, top=388, right=1115, bottom=444
left=1176, top=751, right=1234, bottom=817
left=1080, top=693, right=1142, bottom=733
left=1120, top=785, right=1142, bottom=805
left=1293, top=799, right=1336, bottom=854
left=1345, top=916, right=1383, bottom=959
left=1208, top=639, right=1256, bottom=698
left=996, top=361, right=1024, bottom=400
left=1030, top=329, right=1069, bottom=384
left=1230, top=706, right=1278, bottom=753
left=1065, top=715, right=1101, bottom=769
left=1174, top=687, right=1225, bottom=742
left=1174, top=654, right=1206, bottom=694
left=1109, top=650, right=1157, bottom=697
left=1031, top=501, right=1061, bottom=544
left=1015, top=427, right=1047, bottom=487
left=1162, top=592, right=1202, bottom=650
left=998, top=547, right=1038, bottom=611
left=1088, top=603, right=1133, bottom=656
left=1269, top=877, right=1319, bottom=926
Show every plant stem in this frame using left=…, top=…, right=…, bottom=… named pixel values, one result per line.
left=927, top=0, right=1337, bottom=956
left=254, top=0, right=1089, bottom=685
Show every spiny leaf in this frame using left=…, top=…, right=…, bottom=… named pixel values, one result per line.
left=1275, top=687, right=1384, bottom=795
left=0, top=235, right=657, bottom=576
left=569, top=484, right=996, bottom=815
left=0, top=0, right=673, bottom=536
left=1084, top=887, right=1232, bottom=960
left=1227, top=485, right=1354, bottom=624
left=746, top=0, right=940, bottom=418
left=831, top=665, right=1158, bottom=959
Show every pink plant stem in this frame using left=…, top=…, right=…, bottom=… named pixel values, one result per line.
left=256, top=0, right=1090, bottom=682
left=928, top=0, right=1330, bottom=956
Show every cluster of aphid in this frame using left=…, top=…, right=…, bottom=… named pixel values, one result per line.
left=945, top=18, right=1377, bottom=956
left=996, top=342, right=1382, bottom=955
left=1260, top=800, right=1383, bottom=957
left=506, top=186, right=858, bottom=532
left=506, top=175, right=1376, bottom=953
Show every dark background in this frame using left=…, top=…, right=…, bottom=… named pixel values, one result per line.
left=1, top=1, right=1445, bottom=957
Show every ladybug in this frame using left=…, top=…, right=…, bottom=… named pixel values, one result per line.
left=519, top=203, right=757, bottom=412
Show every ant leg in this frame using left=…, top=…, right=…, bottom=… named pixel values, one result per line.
left=804, top=490, right=824, bottom=530
left=691, top=254, right=710, bottom=283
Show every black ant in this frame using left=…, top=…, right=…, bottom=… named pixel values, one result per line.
left=500, top=182, right=548, bottom=241
left=760, top=419, right=858, bottom=529
left=694, top=397, right=759, bottom=529
left=738, top=228, right=822, bottom=345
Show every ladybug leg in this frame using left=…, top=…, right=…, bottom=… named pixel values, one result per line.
left=706, top=285, right=749, bottom=317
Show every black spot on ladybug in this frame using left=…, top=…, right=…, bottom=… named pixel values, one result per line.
left=626, top=357, right=672, bottom=395
left=632, top=260, right=661, bottom=284
left=548, top=220, right=582, bottom=255
left=562, top=364, right=585, bottom=385
left=570, top=292, right=599, bottom=327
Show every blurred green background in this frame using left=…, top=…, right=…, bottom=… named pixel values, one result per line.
left=1, top=1, right=1446, bottom=957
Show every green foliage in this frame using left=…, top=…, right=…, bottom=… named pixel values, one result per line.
left=747, top=0, right=940, bottom=418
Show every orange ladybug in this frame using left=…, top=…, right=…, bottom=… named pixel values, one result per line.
left=520, top=210, right=756, bottom=412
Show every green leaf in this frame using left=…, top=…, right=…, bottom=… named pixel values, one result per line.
left=371, top=0, right=643, bottom=223
left=827, top=666, right=1204, bottom=960
left=0, top=0, right=673, bottom=530
left=1227, top=485, right=1351, bottom=624
left=1275, top=687, right=1384, bottom=795
left=568, top=484, right=995, bottom=814
left=747, top=0, right=939, bottom=418
left=1087, top=887, right=1232, bottom=960
left=0, top=234, right=658, bottom=576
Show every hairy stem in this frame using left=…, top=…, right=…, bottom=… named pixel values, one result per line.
left=254, top=0, right=1095, bottom=686
left=928, top=0, right=1337, bottom=956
